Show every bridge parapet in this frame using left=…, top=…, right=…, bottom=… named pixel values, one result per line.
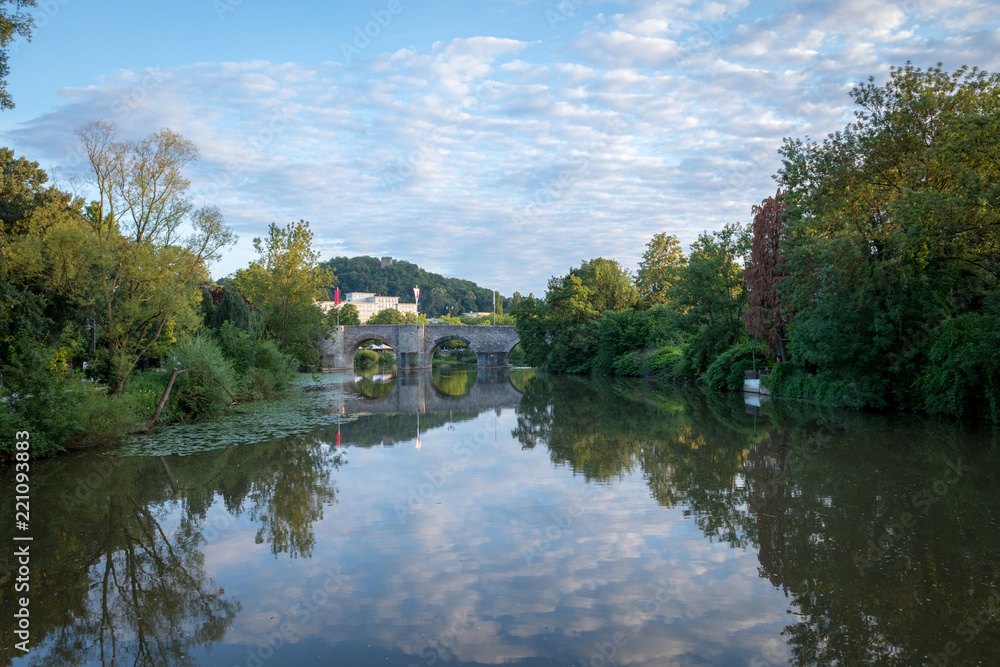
left=320, top=324, right=520, bottom=369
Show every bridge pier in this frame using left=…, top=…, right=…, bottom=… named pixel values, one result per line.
left=397, top=351, right=431, bottom=369
left=475, top=351, right=506, bottom=367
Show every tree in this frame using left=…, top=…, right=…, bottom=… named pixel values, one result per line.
left=743, top=190, right=789, bottom=359
left=7, top=125, right=235, bottom=392
left=678, top=223, right=750, bottom=332
left=572, top=257, right=639, bottom=312
left=0, top=146, right=75, bottom=232
left=0, top=1, right=35, bottom=110
left=234, top=220, right=333, bottom=366
left=331, top=302, right=360, bottom=326
left=367, top=308, right=407, bottom=325
left=636, top=232, right=686, bottom=306
left=777, top=63, right=1000, bottom=409
left=674, top=222, right=751, bottom=373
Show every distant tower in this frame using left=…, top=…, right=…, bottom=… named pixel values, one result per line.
left=380, top=256, right=393, bottom=268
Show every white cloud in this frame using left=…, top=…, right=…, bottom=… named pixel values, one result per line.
left=4, top=2, right=999, bottom=295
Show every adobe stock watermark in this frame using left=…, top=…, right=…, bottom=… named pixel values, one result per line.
left=214, top=0, right=243, bottom=21
left=339, top=0, right=409, bottom=62
left=394, top=411, right=508, bottom=524
left=508, top=115, right=631, bottom=233
left=407, top=610, right=475, bottom=667
left=189, top=104, right=297, bottom=208
left=544, top=0, right=584, bottom=31
left=235, top=567, right=351, bottom=667
left=7, top=0, right=72, bottom=59
left=575, top=580, right=675, bottom=667
left=109, top=67, right=166, bottom=120
left=924, top=589, right=1000, bottom=666
left=853, top=458, right=971, bottom=574
left=521, top=484, right=601, bottom=564
left=381, top=79, right=494, bottom=192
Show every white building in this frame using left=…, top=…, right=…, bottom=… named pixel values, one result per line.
left=317, top=292, right=418, bottom=323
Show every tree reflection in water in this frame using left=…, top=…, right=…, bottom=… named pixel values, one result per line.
left=0, top=430, right=343, bottom=665
left=511, top=373, right=1000, bottom=666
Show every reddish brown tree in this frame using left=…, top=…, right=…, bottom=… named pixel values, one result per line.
left=743, top=189, right=789, bottom=359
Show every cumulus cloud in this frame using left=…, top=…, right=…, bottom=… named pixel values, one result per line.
left=4, top=1, right=998, bottom=294
left=206, top=409, right=793, bottom=665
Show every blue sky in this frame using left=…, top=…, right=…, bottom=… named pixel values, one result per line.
left=2, top=0, right=998, bottom=295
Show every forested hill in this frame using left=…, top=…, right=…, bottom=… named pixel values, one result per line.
left=319, top=256, right=503, bottom=317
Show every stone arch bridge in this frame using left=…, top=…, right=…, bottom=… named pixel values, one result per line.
left=321, top=324, right=520, bottom=369
left=342, top=367, right=524, bottom=415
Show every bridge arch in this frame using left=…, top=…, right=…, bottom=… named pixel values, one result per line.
left=321, top=324, right=519, bottom=369
left=341, top=335, right=397, bottom=368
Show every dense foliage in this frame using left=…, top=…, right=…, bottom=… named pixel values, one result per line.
left=234, top=220, right=332, bottom=367
left=321, top=255, right=519, bottom=317
left=515, top=63, right=1000, bottom=421
left=514, top=233, right=750, bottom=382
left=774, top=62, right=1000, bottom=414
left=1, top=132, right=322, bottom=459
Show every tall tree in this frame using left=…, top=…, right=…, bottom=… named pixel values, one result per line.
left=7, top=126, right=234, bottom=392
left=635, top=232, right=685, bottom=307
left=234, top=220, right=333, bottom=365
left=777, top=63, right=1000, bottom=409
left=678, top=223, right=751, bottom=336
left=673, top=222, right=751, bottom=372
left=743, top=190, right=788, bottom=359
left=0, top=0, right=34, bottom=110
left=572, top=257, right=639, bottom=312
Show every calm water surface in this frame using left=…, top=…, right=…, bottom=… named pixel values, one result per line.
left=3, top=367, right=1000, bottom=666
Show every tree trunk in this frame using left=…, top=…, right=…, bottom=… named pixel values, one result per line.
left=141, top=368, right=237, bottom=432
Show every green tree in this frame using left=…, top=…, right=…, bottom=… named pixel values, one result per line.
left=572, top=257, right=638, bottom=312
left=0, top=146, right=76, bottom=232
left=367, top=308, right=408, bottom=325
left=0, top=0, right=34, bottom=110
left=674, top=222, right=751, bottom=374
left=678, top=223, right=750, bottom=333
left=234, top=220, right=333, bottom=366
left=777, top=63, right=1000, bottom=410
left=7, top=124, right=235, bottom=392
left=635, top=232, right=686, bottom=306
left=331, top=302, right=360, bottom=325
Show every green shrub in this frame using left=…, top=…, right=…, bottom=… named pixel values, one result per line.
left=0, top=408, right=64, bottom=460
left=215, top=320, right=256, bottom=369
left=355, top=349, right=378, bottom=369
left=170, top=334, right=237, bottom=418
left=248, top=339, right=295, bottom=397
left=701, top=341, right=768, bottom=391
left=377, top=351, right=397, bottom=367
left=508, top=344, right=528, bottom=366
left=677, top=323, right=734, bottom=378
left=917, top=308, right=1000, bottom=422
left=123, top=369, right=171, bottom=421
left=0, top=339, right=81, bottom=459
left=648, top=345, right=685, bottom=381
left=72, top=388, right=148, bottom=444
left=612, top=350, right=645, bottom=376
left=763, top=362, right=885, bottom=409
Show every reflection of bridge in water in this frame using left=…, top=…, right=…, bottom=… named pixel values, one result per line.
left=342, top=367, right=524, bottom=415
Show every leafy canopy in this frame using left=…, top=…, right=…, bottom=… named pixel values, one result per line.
left=234, top=220, right=333, bottom=366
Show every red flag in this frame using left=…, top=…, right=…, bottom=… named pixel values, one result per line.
left=334, top=289, right=341, bottom=305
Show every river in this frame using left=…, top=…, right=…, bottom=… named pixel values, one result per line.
left=2, top=367, right=999, bottom=666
